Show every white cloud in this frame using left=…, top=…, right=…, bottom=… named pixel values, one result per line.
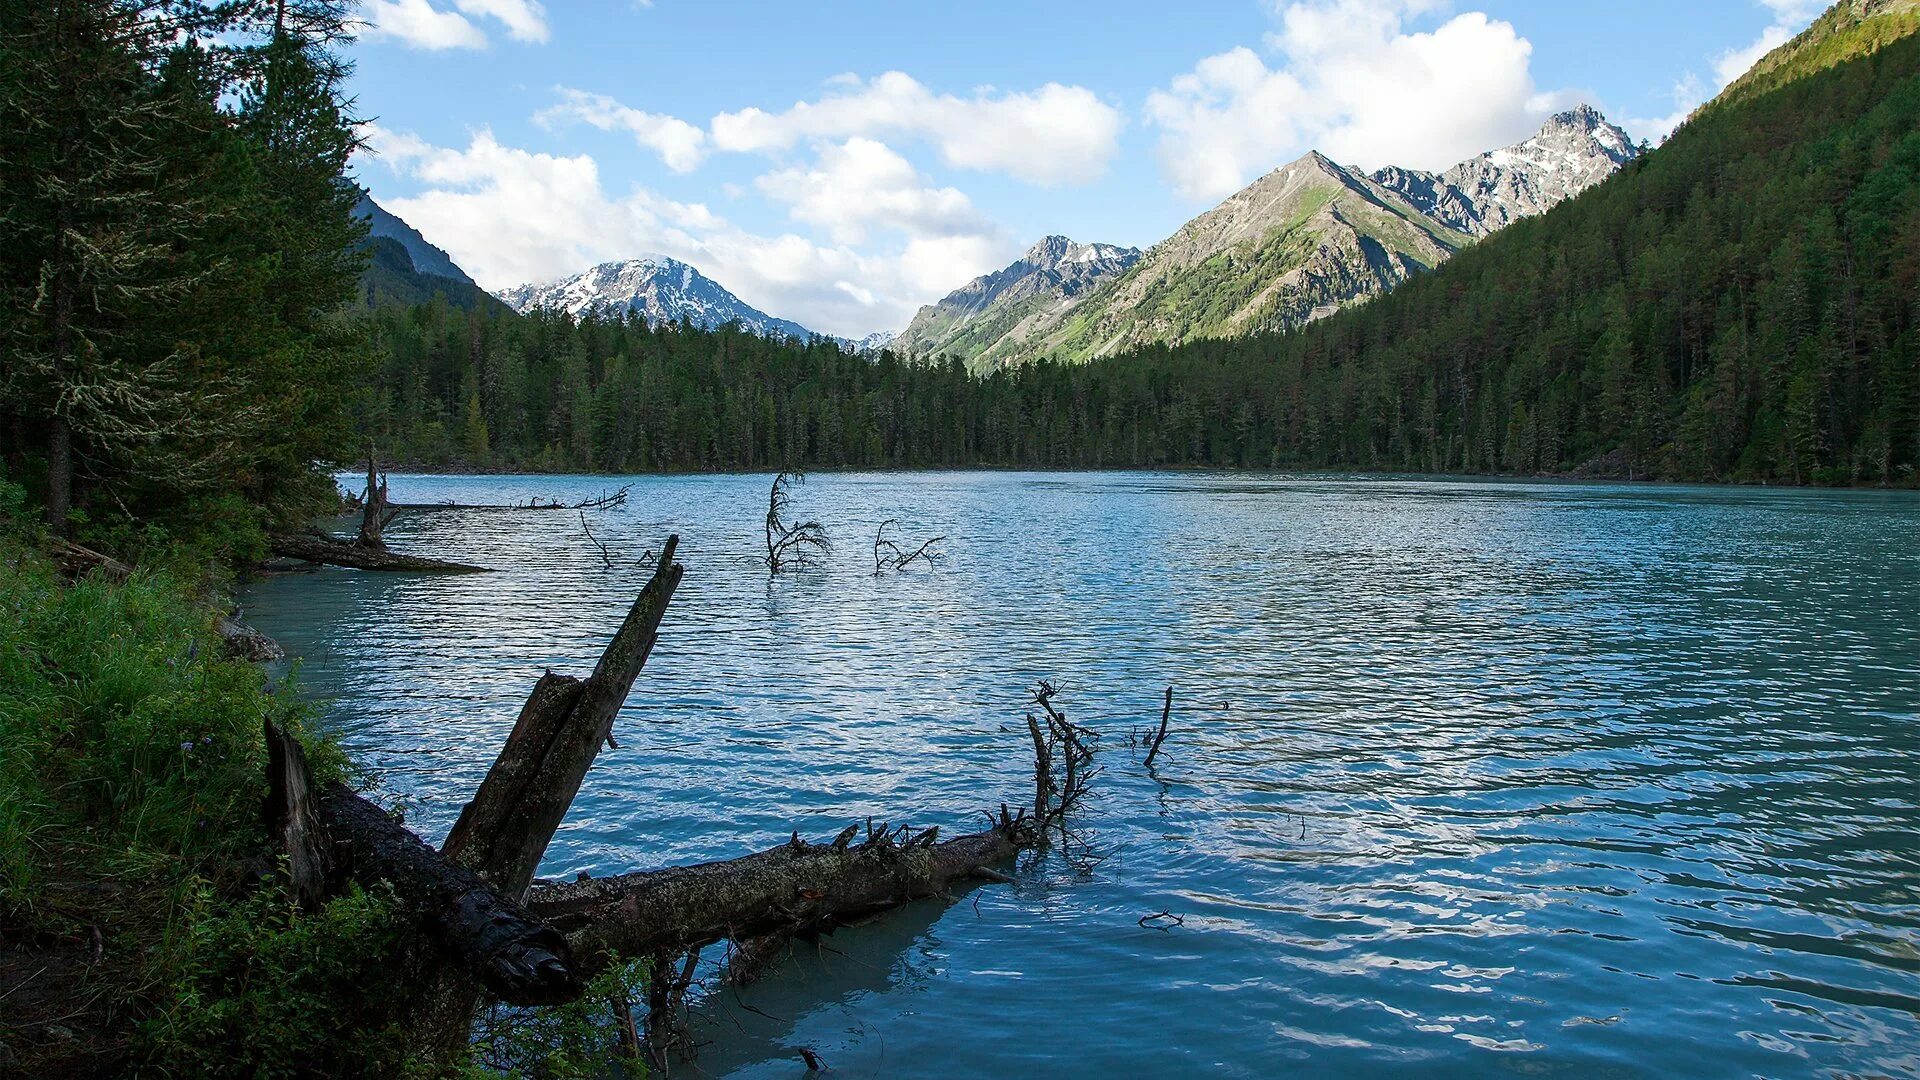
left=538, top=88, right=709, bottom=172
left=711, top=71, right=1123, bottom=186
left=1145, top=0, right=1563, bottom=201
left=755, top=138, right=992, bottom=245
left=357, top=127, right=1013, bottom=337
left=453, top=0, right=549, bottom=43
left=360, top=0, right=548, bottom=50
left=360, top=0, right=486, bottom=50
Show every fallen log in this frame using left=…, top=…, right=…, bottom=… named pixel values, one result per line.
left=318, top=784, right=580, bottom=1005
left=48, top=537, right=132, bottom=582
left=269, top=532, right=490, bottom=574
left=391, top=484, right=632, bottom=514
left=528, top=814, right=1032, bottom=974
left=261, top=723, right=581, bottom=1006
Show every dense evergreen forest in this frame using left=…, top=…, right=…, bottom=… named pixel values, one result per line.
left=363, top=21, right=1920, bottom=486
left=0, top=0, right=369, bottom=554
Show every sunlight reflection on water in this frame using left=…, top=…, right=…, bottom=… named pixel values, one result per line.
left=242, top=471, right=1920, bottom=1078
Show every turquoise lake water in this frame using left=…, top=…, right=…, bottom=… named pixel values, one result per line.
left=241, top=471, right=1920, bottom=1078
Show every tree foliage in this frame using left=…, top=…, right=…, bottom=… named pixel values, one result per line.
left=0, top=0, right=369, bottom=544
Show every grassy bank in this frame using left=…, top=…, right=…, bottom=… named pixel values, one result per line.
left=0, top=501, right=436, bottom=1075
left=0, top=476, right=650, bottom=1078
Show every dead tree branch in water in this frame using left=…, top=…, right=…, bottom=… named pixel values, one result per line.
left=268, top=533, right=491, bottom=573
left=357, top=453, right=393, bottom=551
left=871, top=519, right=946, bottom=574
left=391, top=484, right=632, bottom=514
left=268, top=451, right=495, bottom=573
left=763, top=471, right=829, bottom=574
left=1144, top=686, right=1174, bottom=769
left=263, top=533, right=1076, bottom=1070
left=579, top=511, right=613, bottom=571
left=1025, top=681, right=1101, bottom=853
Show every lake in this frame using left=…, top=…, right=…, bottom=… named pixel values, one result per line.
left=241, top=471, right=1920, bottom=1078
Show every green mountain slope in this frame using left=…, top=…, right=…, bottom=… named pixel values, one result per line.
left=1010, top=153, right=1464, bottom=367
left=893, top=236, right=1141, bottom=370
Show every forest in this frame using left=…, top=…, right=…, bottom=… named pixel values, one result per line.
left=360, top=25, right=1920, bottom=487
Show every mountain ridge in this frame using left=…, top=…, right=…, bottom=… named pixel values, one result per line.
left=902, top=106, right=1639, bottom=370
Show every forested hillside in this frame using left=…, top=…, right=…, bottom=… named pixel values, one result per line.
left=361, top=14, right=1919, bottom=485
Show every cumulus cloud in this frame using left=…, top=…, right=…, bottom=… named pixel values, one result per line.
left=755, top=138, right=992, bottom=246
left=359, top=0, right=547, bottom=50
left=1145, top=0, right=1566, bottom=201
left=538, top=88, right=709, bottom=172
left=710, top=72, right=1124, bottom=186
left=356, top=127, right=1013, bottom=337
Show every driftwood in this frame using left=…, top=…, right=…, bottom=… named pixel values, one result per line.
left=357, top=455, right=394, bottom=550
left=442, top=535, right=685, bottom=898
left=871, top=519, right=945, bottom=574
left=269, top=532, right=491, bottom=574
left=318, top=783, right=580, bottom=1006
left=48, top=538, right=132, bottom=582
left=529, top=812, right=1032, bottom=972
left=264, top=720, right=329, bottom=910
left=391, top=484, right=631, bottom=514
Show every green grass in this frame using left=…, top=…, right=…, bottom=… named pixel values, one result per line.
left=0, top=537, right=429, bottom=1075
left=0, top=477, right=652, bottom=1076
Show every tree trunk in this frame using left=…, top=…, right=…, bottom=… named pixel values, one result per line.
left=45, top=202, right=74, bottom=536
left=528, top=819, right=1029, bottom=976
left=357, top=456, right=389, bottom=550
left=317, top=783, right=580, bottom=1006
left=442, top=536, right=684, bottom=898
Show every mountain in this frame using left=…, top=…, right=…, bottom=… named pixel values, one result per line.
left=499, top=256, right=822, bottom=341
left=893, top=236, right=1142, bottom=368
left=351, top=190, right=503, bottom=312
left=918, top=108, right=1637, bottom=370
left=1371, top=106, right=1639, bottom=237
left=984, top=152, right=1466, bottom=367
left=850, top=331, right=899, bottom=352
left=1057, top=0, right=1920, bottom=483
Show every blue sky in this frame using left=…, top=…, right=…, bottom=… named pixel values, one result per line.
left=349, top=0, right=1827, bottom=337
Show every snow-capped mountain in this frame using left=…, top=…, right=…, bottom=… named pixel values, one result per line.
left=499, top=256, right=820, bottom=340
left=1372, top=106, right=1639, bottom=237
left=892, top=235, right=1142, bottom=367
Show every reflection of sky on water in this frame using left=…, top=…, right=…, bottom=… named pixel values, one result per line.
left=244, top=471, right=1920, bottom=1078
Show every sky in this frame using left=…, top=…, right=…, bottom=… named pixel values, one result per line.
left=346, top=0, right=1830, bottom=338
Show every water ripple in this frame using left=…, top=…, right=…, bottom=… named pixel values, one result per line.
left=242, top=472, right=1920, bottom=1078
